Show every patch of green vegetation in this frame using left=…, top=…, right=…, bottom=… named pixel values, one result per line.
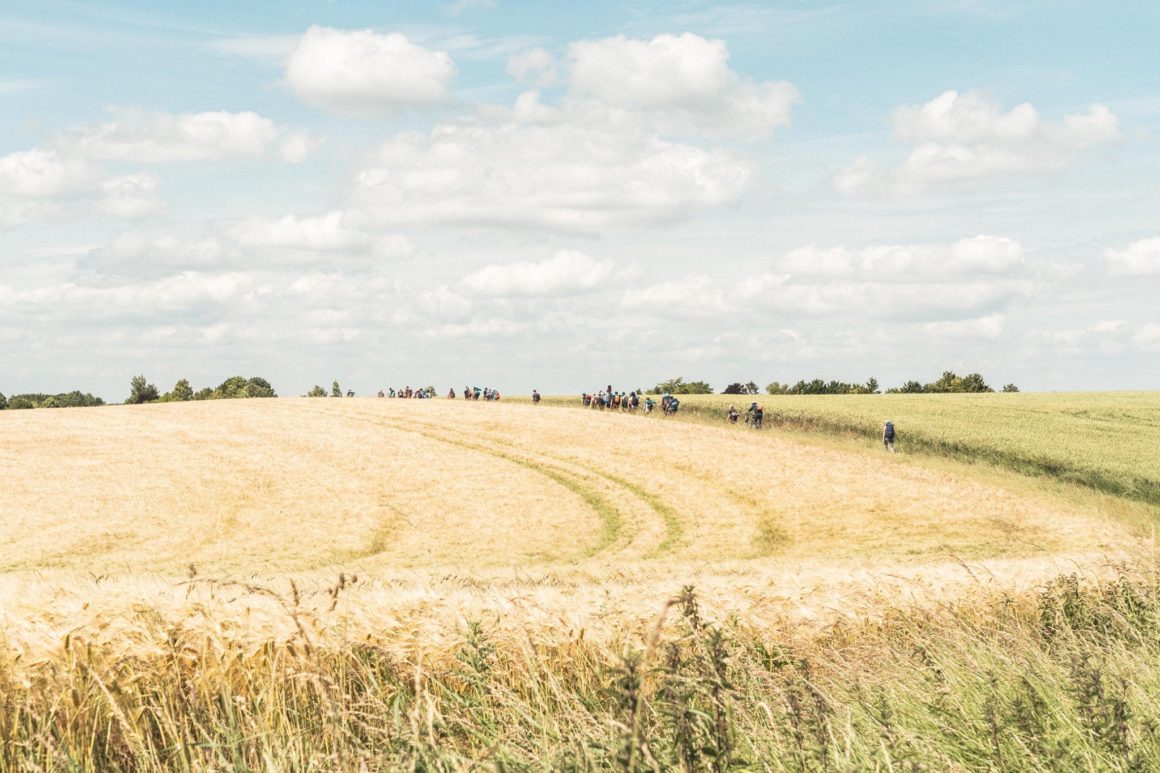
left=523, top=392, right=1160, bottom=509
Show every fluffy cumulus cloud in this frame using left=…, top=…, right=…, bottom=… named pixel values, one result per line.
left=837, top=90, right=1120, bottom=193
left=99, top=173, right=164, bottom=218
left=1036, top=319, right=1160, bottom=351
left=285, top=26, right=456, bottom=115
left=0, top=148, right=97, bottom=226
left=232, top=211, right=369, bottom=252
left=506, top=47, right=556, bottom=87
left=347, top=32, right=794, bottom=231
left=0, top=148, right=94, bottom=197
left=1104, top=237, right=1160, bottom=275
left=0, top=271, right=255, bottom=319
left=624, top=236, right=1028, bottom=324
left=353, top=123, right=749, bottom=230
left=64, top=109, right=281, bottom=162
left=458, top=250, right=615, bottom=297
left=353, top=122, right=748, bottom=230
left=566, top=33, right=798, bottom=138
left=230, top=211, right=413, bottom=258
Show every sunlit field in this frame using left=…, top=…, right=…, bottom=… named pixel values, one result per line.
left=544, top=391, right=1160, bottom=506
left=2, top=396, right=1159, bottom=769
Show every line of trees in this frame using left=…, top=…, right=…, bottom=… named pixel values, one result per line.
left=0, top=390, right=105, bottom=410
left=647, top=372, right=1018, bottom=397
left=650, top=377, right=713, bottom=395
left=126, top=375, right=277, bottom=404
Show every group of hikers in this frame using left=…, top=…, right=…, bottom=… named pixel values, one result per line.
left=375, top=386, right=437, bottom=399
left=369, top=386, right=506, bottom=400
left=726, top=401, right=765, bottom=428
left=580, top=387, right=688, bottom=416
left=365, top=383, right=897, bottom=450
left=455, top=386, right=502, bottom=401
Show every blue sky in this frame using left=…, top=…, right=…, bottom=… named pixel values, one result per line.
left=2, top=0, right=1158, bottom=398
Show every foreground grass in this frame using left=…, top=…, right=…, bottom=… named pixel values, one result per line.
left=526, top=392, right=1160, bottom=508
left=4, top=568, right=1160, bottom=770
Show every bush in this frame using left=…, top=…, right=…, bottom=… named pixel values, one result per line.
left=0, top=392, right=6, bottom=410
left=652, top=377, right=713, bottom=395
left=167, top=379, right=194, bottom=402
left=305, top=385, right=327, bottom=398
left=886, top=371, right=995, bottom=394
left=722, top=382, right=760, bottom=395
left=126, top=375, right=159, bottom=405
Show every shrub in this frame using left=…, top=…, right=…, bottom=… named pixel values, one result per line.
left=126, top=375, right=159, bottom=405
left=652, top=377, right=713, bottom=395
left=0, top=392, right=6, bottom=410
left=171, top=378, right=194, bottom=401
left=305, top=385, right=327, bottom=398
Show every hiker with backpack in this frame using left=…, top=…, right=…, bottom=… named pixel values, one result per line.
left=745, top=401, right=763, bottom=429
left=883, top=420, right=896, bottom=452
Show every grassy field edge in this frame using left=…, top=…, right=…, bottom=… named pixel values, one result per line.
left=517, top=393, right=1160, bottom=509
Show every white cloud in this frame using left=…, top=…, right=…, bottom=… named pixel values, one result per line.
left=567, top=33, right=798, bottom=138
left=1136, top=323, right=1160, bottom=347
left=923, top=313, right=1005, bottom=339
left=778, top=235, right=1023, bottom=277
left=65, top=109, right=280, bottom=162
left=85, top=232, right=225, bottom=274
left=894, top=90, right=1039, bottom=144
left=1104, top=237, right=1160, bottom=276
left=99, top=173, right=164, bottom=219
left=448, top=0, right=497, bottom=16
left=285, top=26, right=456, bottom=115
left=459, top=250, right=615, bottom=297
left=230, top=211, right=413, bottom=259
left=1036, top=319, right=1158, bottom=351
left=232, top=211, right=370, bottom=252
left=431, top=317, right=523, bottom=339
left=347, top=32, right=794, bottom=231
left=507, top=47, right=556, bottom=86
left=354, top=122, right=750, bottom=230
left=0, top=148, right=94, bottom=198
left=0, top=272, right=254, bottom=316
left=622, top=275, right=730, bottom=316
left=740, top=238, right=1030, bottom=324
left=0, top=148, right=96, bottom=226
left=278, top=131, right=322, bottom=163
left=838, top=90, right=1120, bottom=193
left=205, top=34, right=300, bottom=63
left=418, top=285, right=474, bottom=318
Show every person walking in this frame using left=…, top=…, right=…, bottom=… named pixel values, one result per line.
left=883, top=420, right=896, bottom=452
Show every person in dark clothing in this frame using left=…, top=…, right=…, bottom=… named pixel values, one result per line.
left=883, top=420, right=896, bottom=452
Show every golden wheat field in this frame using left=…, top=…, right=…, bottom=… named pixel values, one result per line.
left=0, top=397, right=1150, bottom=668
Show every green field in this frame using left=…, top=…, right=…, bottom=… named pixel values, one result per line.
left=529, top=391, right=1160, bottom=506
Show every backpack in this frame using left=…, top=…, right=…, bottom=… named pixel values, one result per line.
left=884, top=421, right=895, bottom=439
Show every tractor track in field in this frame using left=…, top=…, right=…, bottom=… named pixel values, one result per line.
left=378, top=410, right=686, bottom=558
left=303, top=404, right=683, bottom=562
